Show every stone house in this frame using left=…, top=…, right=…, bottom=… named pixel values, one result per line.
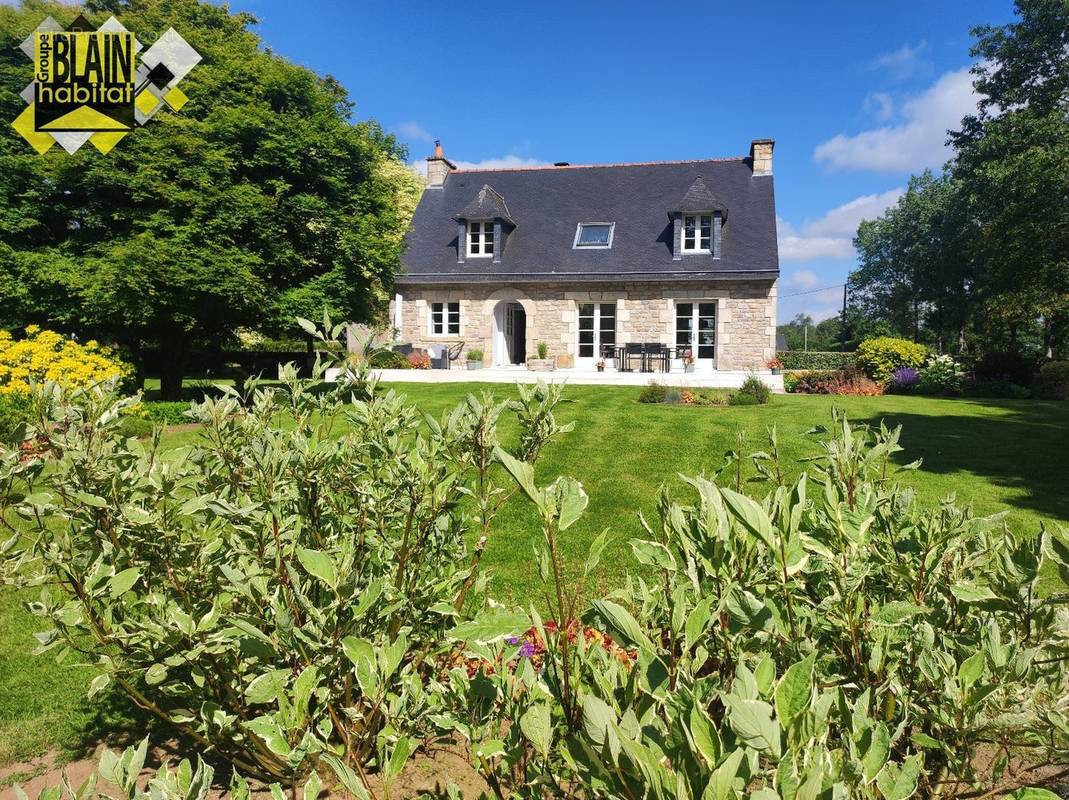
left=392, top=139, right=778, bottom=371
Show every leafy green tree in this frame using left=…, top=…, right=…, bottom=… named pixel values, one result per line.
left=952, top=0, right=1069, bottom=358
left=849, top=172, right=972, bottom=351
left=0, top=0, right=418, bottom=397
left=777, top=313, right=848, bottom=352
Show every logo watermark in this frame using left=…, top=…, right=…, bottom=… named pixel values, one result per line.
left=12, top=14, right=201, bottom=155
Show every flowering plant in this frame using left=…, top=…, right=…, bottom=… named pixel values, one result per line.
left=680, top=348, right=694, bottom=365
left=0, top=326, right=130, bottom=396
left=595, top=358, right=606, bottom=369
left=407, top=349, right=430, bottom=369
left=918, top=354, right=962, bottom=394
left=766, top=356, right=783, bottom=370
left=890, top=366, right=921, bottom=392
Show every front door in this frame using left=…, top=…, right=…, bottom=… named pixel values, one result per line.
left=675, top=301, right=717, bottom=369
left=506, top=303, right=526, bottom=364
left=577, top=302, right=617, bottom=366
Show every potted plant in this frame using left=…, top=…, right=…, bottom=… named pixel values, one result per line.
left=528, top=341, right=555, bottom=372
left=766, top=357, right=783, bottom=375
left=596, top=358, right=606, bottom=372
left=681, top=349, right=695, bottom=373
left=466, top=348, right=484, bottom=370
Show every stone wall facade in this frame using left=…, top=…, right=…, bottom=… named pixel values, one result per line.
left=392, top=280, right=777, bottom=371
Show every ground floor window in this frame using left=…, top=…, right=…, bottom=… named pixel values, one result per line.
left=430, top=301, right=460, bottom=335
left=675, top=301, right=716, bottom=363
left=578, top=302, right=616, bottom=360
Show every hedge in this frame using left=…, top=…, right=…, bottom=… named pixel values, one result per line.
left=776, top=350, right=856, bottom=370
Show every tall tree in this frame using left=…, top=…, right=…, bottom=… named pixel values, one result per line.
left=849, top=172, right=971, bottom=350
left=952, top=0, right=1069, bottom=357
left=0, top=0, right=418, bottom=397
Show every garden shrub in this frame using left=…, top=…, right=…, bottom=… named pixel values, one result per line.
left=0, top=326, right=131, bottom=396
left=776, top=350, right=856, bottom=370
left=0, top=392, right=31, bottom=443
left=856, top=336, right=928, bottom=383
left=142, top=401, right=194, bottom=425
left=966, top=379, right=1032, bottom=399
left=438, top=414, right=1069, bottom=798
left=407, top=349, right=430, bottom=369
left=917, top=354, right=962, bottom=395
left=0, top=365, right=573, bottom=785
left=638, top=380, right=668, bottom=403
left=738, top=374, right=772, bottom=404
left=664, top=388, right=683, bottom=404
left=889, top=366, right=921, bottom=393
left=1034, top=361, right=1069, bottom=400
left=369, top=349, right=412, bottom=369
left=786, top=368, right=883, bottom=396
left=727, top=391, right=759, bottom=406
left=690, top=388, right=730, bottom=406
left=975, top=350, right=1038, bottom=386
left=117, top=415, right=154, bottom=438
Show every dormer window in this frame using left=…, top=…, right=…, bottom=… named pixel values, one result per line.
left=682, top=214, right=713, bottom=253
left=467, top=221, right=494, bottom=257
left=574, top=222, right=614, bottom=249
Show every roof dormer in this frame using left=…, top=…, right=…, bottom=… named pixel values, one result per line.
left=454, top=184, right=515, bottom=265
left=671, top=177, right=727, bottom=261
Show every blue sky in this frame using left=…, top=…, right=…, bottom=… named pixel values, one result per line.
left=234, top=0, right=1012, bottom=323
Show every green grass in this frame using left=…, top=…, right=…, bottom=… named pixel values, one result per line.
left=1, top=384, right=1067, bottom=764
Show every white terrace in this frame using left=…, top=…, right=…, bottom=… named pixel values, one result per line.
left=332, top=366, right=785, bottom=392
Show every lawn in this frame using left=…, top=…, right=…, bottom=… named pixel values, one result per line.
left=1, top=384, right=1067, bottom=767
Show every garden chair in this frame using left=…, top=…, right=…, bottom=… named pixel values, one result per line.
left=446, top=341, right=466, bottom=370
left=620, top=343, right=642, bottom=372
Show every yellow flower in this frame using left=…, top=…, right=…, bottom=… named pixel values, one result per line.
left=0, top=327, right=131, bottom=395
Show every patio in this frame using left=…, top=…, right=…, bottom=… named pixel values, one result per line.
left=360, top=365, right=785, bottom=391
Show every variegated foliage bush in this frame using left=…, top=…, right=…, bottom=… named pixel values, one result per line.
left=0, top=361, right=572, bottom=790
left=437, top=414, right=1069, bottom=799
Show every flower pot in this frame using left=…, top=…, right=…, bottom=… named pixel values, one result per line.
left=527, top=358, right=556, bottom=372
left=466, top=361, right=482, bottom=370
left=684, top=364, right=695, bottom=374
left=596, top=365, right=605, bottom=373
left=771, top=368, right=781, bottom=375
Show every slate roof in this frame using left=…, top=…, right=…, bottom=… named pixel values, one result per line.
left=455, top=184, right=515, bottom=225
left=399, top=157, right=779, bottom=285
left=673, top=176, right=728, bottom=216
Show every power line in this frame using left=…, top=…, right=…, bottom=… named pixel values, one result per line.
left=780, top=283, right=845, bottom=299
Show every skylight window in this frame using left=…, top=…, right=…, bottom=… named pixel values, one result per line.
left=574, top=222, right=614, bottom=249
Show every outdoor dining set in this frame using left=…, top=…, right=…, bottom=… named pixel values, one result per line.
left=600, top=343, right=687, bottom=373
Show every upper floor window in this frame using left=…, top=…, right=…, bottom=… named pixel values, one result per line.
left=467, top=221, right=494, bottom=257
left=430, top=301, right=460, bottom=335
left=574, top=222, right=615, bottom=249
left=682, top=214, right=713, bottom=253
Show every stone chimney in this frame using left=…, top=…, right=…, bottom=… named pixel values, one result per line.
left=425, top=140, right=456, bottom=187
left=750, top=138, right=774, bottom=176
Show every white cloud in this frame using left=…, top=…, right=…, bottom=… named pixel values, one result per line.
left=453, top=155, right=549, bottom=170
left=814, top=67, right=978, bottom=172
left=778, top=187, right=903, bottom=262
left=778, top=228, right=856, bottom=262
left=396, top=121, right=434, bottom=143
left=863, top=91, right=894, bottom=121
left=408, top=153, right=550, bottom=179
left=784, top=270, right=820, bottom=289
left=868, top=40, right=930, bottom=79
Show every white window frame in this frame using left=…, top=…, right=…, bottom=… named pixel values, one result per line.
left=429, top=300, right=461, bottom=336
left=573, top=222, right=615, bottom=249
left=681, top=214, right=713, bottom=254
left=576, top=301, right=617, bottom=365
left=467, top=220, right=494, bottom=258
left=674, top=300, right=717, bottom=368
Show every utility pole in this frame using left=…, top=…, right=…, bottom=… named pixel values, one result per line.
left=803, top=323, right=808, bottom=352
